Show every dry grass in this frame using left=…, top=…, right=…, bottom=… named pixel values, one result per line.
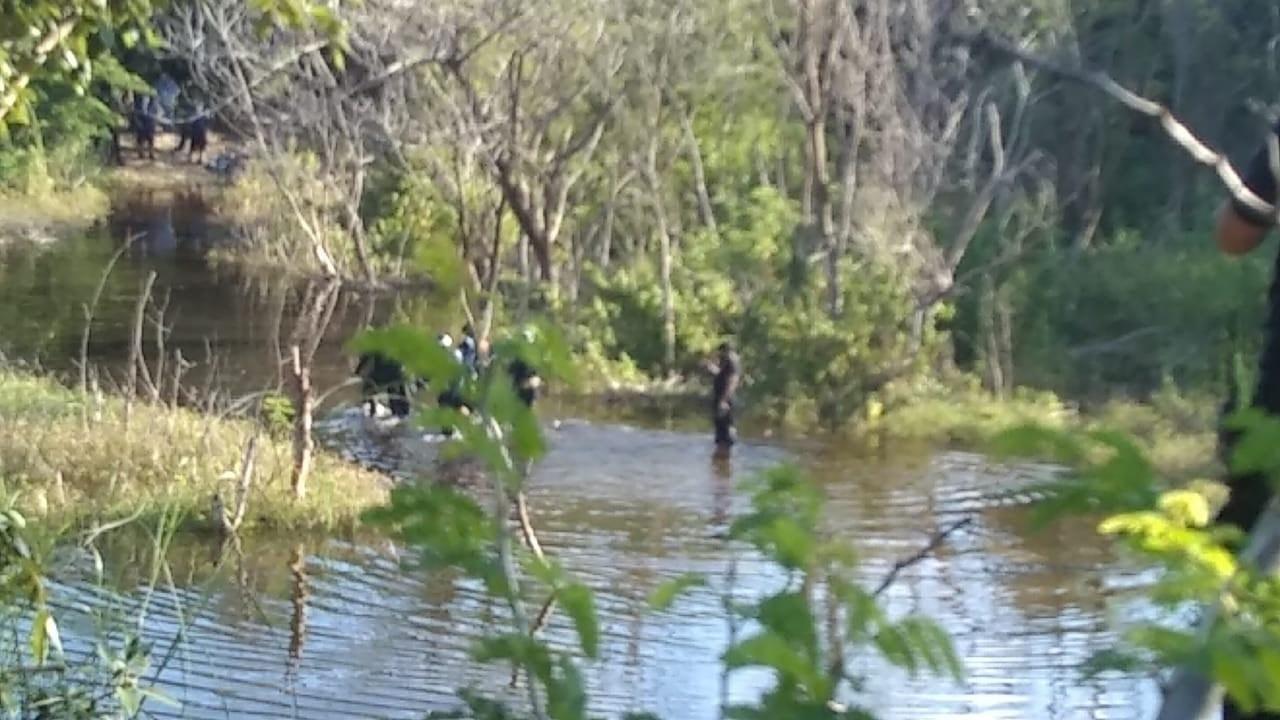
left=0, top=370, right=390, bottom=532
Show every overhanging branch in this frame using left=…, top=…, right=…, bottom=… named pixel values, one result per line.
left=962, top=29, right=1279, bottom=223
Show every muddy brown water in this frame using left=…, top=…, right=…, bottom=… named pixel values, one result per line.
left=0, top=189, right=1166, bottom=718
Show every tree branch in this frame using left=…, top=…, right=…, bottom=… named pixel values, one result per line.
left=873, top=518, right=972, bottom=597
left=964, top=29, right=1279, bottom=222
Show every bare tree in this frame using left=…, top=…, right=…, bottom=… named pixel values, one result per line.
left=417, top=2, right=625, bottom=297
left=159, top=0, right=442, bottom=284
left=286, top=278, right=341, bottom=499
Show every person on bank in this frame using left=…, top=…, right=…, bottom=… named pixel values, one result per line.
left=703, top=341, right=740, bottom=448
left=1212, top=117, right=1280, bottom=720
left=459, top=323, right=481, bottom=375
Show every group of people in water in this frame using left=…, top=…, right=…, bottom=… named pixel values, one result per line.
left=354, top=323, right=542, bottom=437
left=354, top=324, right=743, bottom=451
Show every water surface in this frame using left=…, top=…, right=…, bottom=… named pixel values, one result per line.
left=1, top=189, right=1163, bottom=719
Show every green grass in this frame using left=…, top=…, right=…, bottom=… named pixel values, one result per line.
left=0, top=370, right=390, bottom=532
left=875, top=383, right=1219, bottom=480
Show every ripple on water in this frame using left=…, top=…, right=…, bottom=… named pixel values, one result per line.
left=35, top=417, right=1163, bottom=719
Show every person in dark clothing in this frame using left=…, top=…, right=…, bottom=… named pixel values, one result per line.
left=355, top=351, right=411, bottom=418
left=175, top=108, right=210, bottom=164
left=435, top=333, right=472, bottom=437
left=703, top=342, right=740, bottom=448
left=508, top=356, right=542, bottom=409
left=131, top=96, right=157, bottom=160
left=1212, top=118, right=1280, bottom=720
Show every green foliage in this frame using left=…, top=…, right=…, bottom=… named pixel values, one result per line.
left=0, top=499, right=181, bottom=718
left=260, top=391, right=295, bottom=437
left=364, top=170, right=465, bottom=286
left=0, top=0, right=346, bottom=131
left=737, top=258, right=925, bottom=427
left=990, top=411, right=1280, bottom=712
left=580, top=186, right=933, bottom=427
left=659, top=465, right=963, bottom=719
left=951, top=224, right=1268, bottom=402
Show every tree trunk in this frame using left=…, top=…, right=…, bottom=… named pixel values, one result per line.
left=979, top=273, right=1005, bottom=399
left=289, top=344, right=314, bottom=500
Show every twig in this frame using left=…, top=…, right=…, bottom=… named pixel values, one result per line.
left=79, top=233, right=139, bottom=394
left=226, top=429, right=260, bottom=533
left=484, top=416, right=547, bottom=720
left=127, top=271, right=160, bottom=402
left=149, top=287, right=174, bottom=404
left=873, top=518, right=972, bottom=597
left=514, top=490, right=545, bottom=561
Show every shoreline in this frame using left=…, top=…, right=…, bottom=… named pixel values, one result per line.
left=0, top=359, right=1221, bottom=538
left=0, top=369, right=390, bottom=534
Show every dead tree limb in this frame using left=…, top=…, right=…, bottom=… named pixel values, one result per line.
left=873, top=517, right=972, bottom=597
left=965, top=29, right=1279, bottom=222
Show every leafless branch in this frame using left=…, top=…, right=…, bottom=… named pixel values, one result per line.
left=873, top=517, right=973, bottom=597
left=965, top=29, right=1278, bottom=221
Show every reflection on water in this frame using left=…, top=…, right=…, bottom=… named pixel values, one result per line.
left=1, top=187, right=1168, bottom=719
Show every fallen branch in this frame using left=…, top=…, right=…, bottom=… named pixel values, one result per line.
left=873, top=518, right=973, bottom=597
left=127, top=271, right=160, bottom=402
left=213, top=428, right=259, bottom=535
left=515, top=490, right=545, bottom=561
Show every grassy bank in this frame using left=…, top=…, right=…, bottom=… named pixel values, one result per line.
left=0, top=186, right=110, bottom=243
left=872, top=384, right=1218, bottom=480
left=0, top=370, right=389, bottom=532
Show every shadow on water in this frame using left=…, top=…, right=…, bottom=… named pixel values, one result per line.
left=2, top=191, right=1163, bottom=718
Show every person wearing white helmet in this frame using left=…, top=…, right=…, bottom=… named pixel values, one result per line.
left=436, top=330, right=472, bottom=436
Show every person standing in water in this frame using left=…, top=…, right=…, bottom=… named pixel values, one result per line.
left=507, top=327, right=543, bottom=410
left=704, top=341, right=740, bottom=449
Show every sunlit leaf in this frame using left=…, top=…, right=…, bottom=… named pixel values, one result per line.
left=755, top=591, right=819, bottom=662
